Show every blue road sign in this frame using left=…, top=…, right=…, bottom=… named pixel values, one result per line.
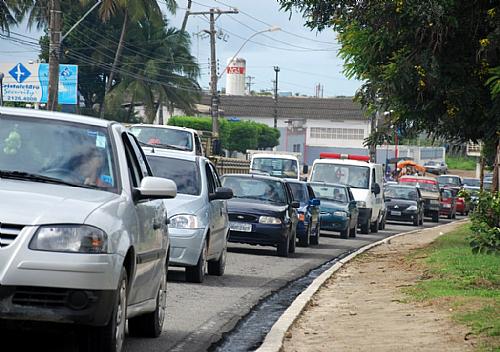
left=8, top=63, right=31, bottom=83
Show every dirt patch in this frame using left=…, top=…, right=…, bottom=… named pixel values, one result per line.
left=282, top=222, right=477, bottom=352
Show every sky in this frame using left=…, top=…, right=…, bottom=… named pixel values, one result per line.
left=0, top=0, right=363, bottom=97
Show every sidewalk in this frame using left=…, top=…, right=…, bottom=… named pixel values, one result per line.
left=281, top=221, right=475, bottom=352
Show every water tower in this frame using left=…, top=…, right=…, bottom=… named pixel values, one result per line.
left=225, top=57, right=246, bottom=95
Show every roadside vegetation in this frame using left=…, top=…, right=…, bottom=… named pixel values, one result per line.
left=446, top=156, right=477, bottom=171
left=405, top=225, right=500, bottom=351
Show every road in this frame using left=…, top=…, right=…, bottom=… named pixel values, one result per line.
left=4, top=216, right=462, bottom=352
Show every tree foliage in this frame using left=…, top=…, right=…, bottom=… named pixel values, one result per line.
left=167, top=116, right=280, bottom=153
left=278, top=0, right=500, bottom=146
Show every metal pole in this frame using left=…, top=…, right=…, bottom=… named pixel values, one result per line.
left=0, top=72, right=4, bottom=106
left=273, top=66, right=280, bottom=128
left=48, top=0, right=61, bottom=111
left=209, top=9, right=220, bottom=154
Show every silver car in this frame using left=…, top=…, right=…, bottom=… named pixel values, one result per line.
left=0, top=107, right=176, bottom=352
left=143, top=148, right=232, bottom=283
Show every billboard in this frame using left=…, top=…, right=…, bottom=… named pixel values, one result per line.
left=0, top=62, right=78, bottom=104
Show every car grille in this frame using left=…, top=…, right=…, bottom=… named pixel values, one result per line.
left=0, top=223, right=24, bottom=248
left=229, top=214, right=258, bottom=222
left=387, top=204, right=410, bottom=211
left=12, top=286, right=69, bottom=308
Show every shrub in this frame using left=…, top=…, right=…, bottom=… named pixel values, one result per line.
left=469, top=191, right=500, bottom=255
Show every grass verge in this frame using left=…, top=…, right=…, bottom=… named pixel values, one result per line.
left=446, top=156, right=477, bottom=171
left=405, top=225, right=499, bottom=351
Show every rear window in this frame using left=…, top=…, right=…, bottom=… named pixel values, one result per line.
left=399, top=178, right=439, bottom=192
left=146, top=155, right=201, bottom=195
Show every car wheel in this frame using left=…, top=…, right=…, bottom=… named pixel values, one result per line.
left=340, top=228, right=349, bottom=239
left=349, top=224, right=357, bottom=238
left=432, top=211, right=439, bottom=223
left=208, top=237, right=227, bottom=276
left=298, top=225, right=311, bottom=247
left=413, top=216, right=419, bottom=226
left=310, top=224, right=320, bottom=245
left=370, top=217, right=379, bottom=233
left=128, top=262, right=167, bottom=338
left=186, top=242, right=207, bottom=283
left=378, top=215, right=385, bottom=230
left=360, top=218, right=370, bottom=234
left=288, top=228, right=296, bottom=253
left=277, top=235, right=290, bottom=257
left=447, top=212, right=452, bottom=219
left=419, top=212, right=424, bottom=225
left=452, top=211, right=457, bottom=219
left=81, top=267, right=128, bottom=352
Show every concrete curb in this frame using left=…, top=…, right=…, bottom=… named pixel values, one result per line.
left=255, top=219, right=469, bottom=352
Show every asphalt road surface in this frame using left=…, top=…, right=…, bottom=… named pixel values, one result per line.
left=4, top=216, right=462, bottom=352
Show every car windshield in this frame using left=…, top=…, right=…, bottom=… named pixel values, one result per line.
left=251, top=157, right=298, bottom=179
left=425, top=161, right=436, bottom=165
left=311, top=163, right=370, bottom=189
left=130, top=126, right=193, bottom=151
left=288, top=182, right=308, bottom=203
left=222, top=176, right=287, bottom=204
left=146, top=156, right=201, bottom=195
left=0, top=114, right=117, bottom=191
left=437, top=175, right=461, bottom=186
left=310, top=184, right=348, bottom=203
left=399, top=179, right=440, bottom=193
left=385, top=186, right=418, bottom=200
left=463, top=178, right=480, bottom=187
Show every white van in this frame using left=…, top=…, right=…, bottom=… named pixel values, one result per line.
left=129, top=124, right=205, bottom=156
left=309, top=153, right=384, bottom=234
left=248, top=151, right=302, bottom=180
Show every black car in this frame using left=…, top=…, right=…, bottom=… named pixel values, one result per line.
left=221, top=174, right=300, bottom=257
left=384, top=184, right=424, bottom=226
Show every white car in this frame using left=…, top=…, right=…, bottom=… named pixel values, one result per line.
left=129, top=124, right=205, bottom=156
left=0, top=107, right=176, bottom=352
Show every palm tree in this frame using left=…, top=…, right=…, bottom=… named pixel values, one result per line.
left=107, top=19, right=200, bottom=123
left=83, top=0, right=177, bottom=117
left=0, top=0, right=33, bottom=33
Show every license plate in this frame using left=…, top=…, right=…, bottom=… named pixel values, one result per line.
left=443, top=204, right=451, bottom=208
left=229, top=222, right=252, bottom=232
left=391, top=211, right=402, bottom=216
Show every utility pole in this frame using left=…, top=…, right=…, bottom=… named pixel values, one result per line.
left=273, top=66, right=280, bottom=128
left=48, top=0, right=61, bottom=111
left=189, top=8, right=238, bottom=155
left=246, top=76, right=255, bottom=95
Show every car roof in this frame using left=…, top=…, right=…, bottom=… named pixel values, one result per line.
left=313, top=158, right=375, bottom=167
left=437, top=174, right=461, bottom=178
left=221, top=173, right=286, bottom=182
left=386, top=184, right=418, bottom=189
left=143, top=146, right=198, bottom=162
left=251, top=153, right=298, bottom=161
left=0, top=106, right=112, bottom=128
left=129, top=123, right=198, bottom=134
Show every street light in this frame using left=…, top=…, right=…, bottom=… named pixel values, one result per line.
left=0, top=72, right=4, bottom=106
left=217, top=26, right=281, bottom=80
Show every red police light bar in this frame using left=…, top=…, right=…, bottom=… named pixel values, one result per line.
left=319, top=153, right=370, bottom=162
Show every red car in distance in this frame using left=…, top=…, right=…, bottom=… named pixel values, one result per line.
left=439, top=188, right=457, bottom=219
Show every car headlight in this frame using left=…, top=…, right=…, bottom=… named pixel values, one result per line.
left=169, top=214, right=201, bottom=229
left=30, top=225, right=108, bottom=253
left=356, top=201, right=366, bottom=208
left=333, top=211, right=348, bottom=217
left=406, top=205, right=418, bottom=211
left=259, top=216, right=282, bottom=224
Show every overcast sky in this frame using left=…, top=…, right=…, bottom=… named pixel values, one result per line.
left=1, top=0, right=363, bottom=97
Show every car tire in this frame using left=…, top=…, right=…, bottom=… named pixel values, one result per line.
left=81, top=267, right=128, bottom=352
left=432, top=211, right=439, bottom=223
left=370, top=217, right=379, bottom=233
left=360, top=218, right=370, bottom=234
left=288, top=229, right=296, bottom=253
left=277, top=235, right=290, bottom=257
left=413, top=216, right=419, bottom=226
left=340, top=228, right=349, bottom=239
left=349, top=224, right=357, bottom=238
left=378, top=215, right=385, bottom=230
left=298, top=225, right=310, bottom=247
left=310, top=224, right=320, bottom=245
left=419, top=212, right=424, bottom=225
left=186, top=242, right=207, bottom=283
left=208, top=238, right=227, bottom=276
left=452, top=211, right=457, bottom=219
left=128, top=262, right=167, bottom=338
left=447, top=212, right=452, bottom=219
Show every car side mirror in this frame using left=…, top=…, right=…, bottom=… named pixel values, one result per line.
left=372, top=183, right=381, bottom=195
left=135, top=176, right=177, bottom=201
left=309, top=198, right=320, bottom=206
left=349, top=200, right=357, bottom=208
left=302, top=164, right=309, bottom=174
left=291, top=200, right=300, bottom=208
left=209, top=187, right=233, bottom=201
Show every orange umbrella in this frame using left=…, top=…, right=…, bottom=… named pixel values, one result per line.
left=397, top=160, right=417, bottom=168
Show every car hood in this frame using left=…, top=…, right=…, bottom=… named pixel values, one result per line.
left=162, top=193, right=205, bottom=216
left=227, top=198, right=288, bottom=216
left=0, top=179, right=119, bottom=225
left=319, top=200, right=348, bottom=212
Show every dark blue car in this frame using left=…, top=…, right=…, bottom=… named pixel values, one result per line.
left=309, top=182, right=359, bottom=239
left=287, top=180, right=321, bottom=246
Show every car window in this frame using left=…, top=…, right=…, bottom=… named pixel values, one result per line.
left=205, top=162, right=216, bottom=194
left=310, top=184, right=348, bottom=203
left=146, top=156, right=201, bottom=195
left=311, top=164, right=370, bottom=189
left=129, top=126, right=193, bottom=152
left=221, top=176, right=287, bottom=205
left=288, top=182, right=308, bottom=203
left=122, top=134, right=143, bottom=188
left=209, top=163, right=221, bottom=187
left=127, top=133, right=151, bottom=177
left=195, top=134, right=203, bottom=155
left=385, top=186, right=418, bottom=200
left=307, top=185, right=316, bottom=200
left=0, top=114, right=119, bottom=192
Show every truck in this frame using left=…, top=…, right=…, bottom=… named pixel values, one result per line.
left=309, top=153, right=385, bottom=234
left=246, top=150, right=306, bottom=180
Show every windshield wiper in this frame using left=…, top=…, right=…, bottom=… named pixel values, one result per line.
left=138, top=141, right=189, bottom=151
left=0, top=170, right=94, bottom=189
